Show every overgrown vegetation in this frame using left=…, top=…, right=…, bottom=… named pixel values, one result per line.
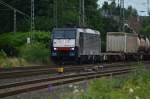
left=43, top=64, right=150, bottom=99
left=73, top=66, right=150, bottom=99
left=0, top=31, right=50, bottom=48
left=0, top=31, right=50, bottom=55
left=0, top=50, right=27, bottom=68
left=0, top=31, right=51, bottom=67
left=141, top=17, right=150, bottom=35
left=20, top=43, right=50, bottom=64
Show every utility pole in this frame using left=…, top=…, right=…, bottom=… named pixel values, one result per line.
left=31, top=0, right=35, bottom=43
left=82, top=0, right=85, bottom=26
left=31, top=0, right=35, bottom=31
left=147, top=0, right=150, bottom=15
left=53, top=0, right=58, bottom=27
left=79, top=0, right=82, bottom=26
left=79, top=0, right=85, bottom=27
left=120, top=0, right=125, bottom=32
left=13, top=10, right=16, bottom=33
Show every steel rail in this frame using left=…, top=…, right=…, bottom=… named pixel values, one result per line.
left=0, top=67, right=134, bottom=89
left=0, top=67, right=135, bottom=98
left=0, top=62, right=136, bottom=79
left=0, top=61, right=139, bottom=71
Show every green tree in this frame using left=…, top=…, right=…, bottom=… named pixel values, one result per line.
left=140, top=16, right=150, bottom=35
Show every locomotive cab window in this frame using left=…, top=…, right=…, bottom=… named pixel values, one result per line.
left=53, top=30, right=76, bottom=39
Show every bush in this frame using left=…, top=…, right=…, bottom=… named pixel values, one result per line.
left=0, top=31, right=50, bottom=56
left=0, top=50, right=28, bottom=68
left=34, top=31, right=51, bottom=47
left=20, top=43, right=50, bottom=63
left=0, top=58, right=28, bottom=68
left=0, top=50, right=7, bottom=67
left=74, top=68, right=150, bottom=99
left=0, top=50, right=7, bottom=59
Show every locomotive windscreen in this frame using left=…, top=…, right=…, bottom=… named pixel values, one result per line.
left=53, top=30, right=76, bottom=39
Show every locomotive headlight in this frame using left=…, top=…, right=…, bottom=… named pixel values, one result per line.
left=54, top=47, right=57, bottom=50
left=71, top=48, right=75, bottom=50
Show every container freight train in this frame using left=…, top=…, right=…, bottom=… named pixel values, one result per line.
left=51, top=28, right=150, bottom=63
left=105, top=32, right=150, bottom=61
left=51, top=28, right=101, bottom=63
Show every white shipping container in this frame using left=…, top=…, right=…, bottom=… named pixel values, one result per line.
left=106, top=32, right=139, bottom=53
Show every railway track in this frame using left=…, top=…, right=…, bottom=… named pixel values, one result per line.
left=0, top=66, right=136, bottom=98
left=0, top=62, right=138, bottom=79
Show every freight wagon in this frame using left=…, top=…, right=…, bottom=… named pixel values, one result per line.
left=105, top=32, right=139, bottom=61
left=106, top=32, right=139, bottom=53
left=105, top=32, right=150, bottom=61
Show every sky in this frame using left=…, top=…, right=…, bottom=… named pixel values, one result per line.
left=98, top=0, right=149, bottom=16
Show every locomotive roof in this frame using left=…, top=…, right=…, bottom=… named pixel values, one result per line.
left=53, top=28, right=100, bottom=35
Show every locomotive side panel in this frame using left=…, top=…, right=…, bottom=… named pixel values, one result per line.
left=77, top=29, right=101, bottom=57
left=81, top=33, right=100, bottom=56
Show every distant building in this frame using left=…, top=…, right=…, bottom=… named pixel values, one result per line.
left=127, top=16, right=142, bottom=33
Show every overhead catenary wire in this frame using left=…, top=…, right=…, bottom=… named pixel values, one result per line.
left=0, top=0, right=29, bottom=18
left=0, top=0, right=32, bottom=36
